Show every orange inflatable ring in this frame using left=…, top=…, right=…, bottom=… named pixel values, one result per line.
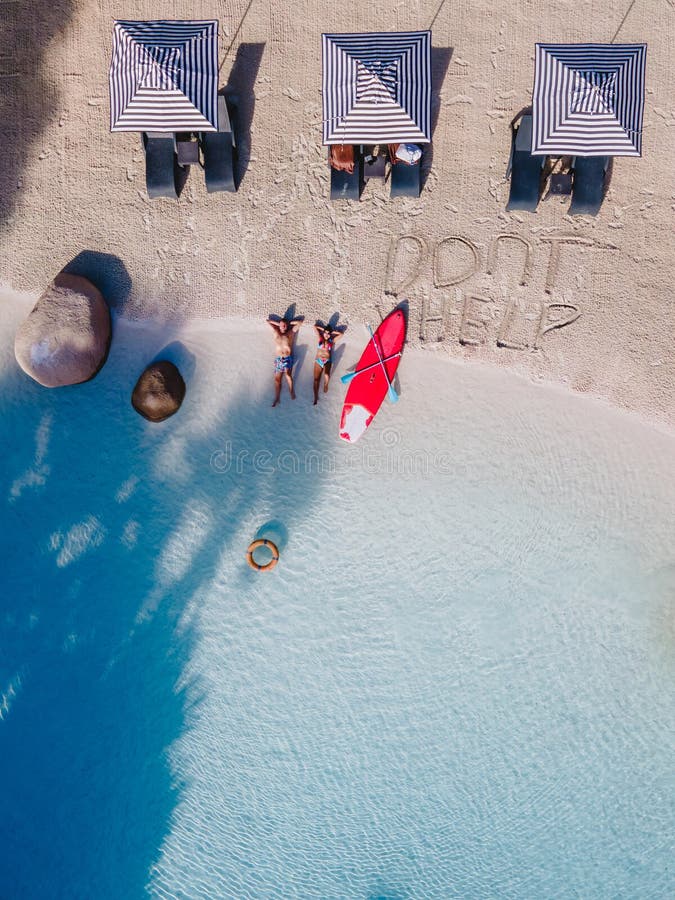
left=246, top=538, right=279, bottom=572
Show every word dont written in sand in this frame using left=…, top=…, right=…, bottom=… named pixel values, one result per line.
left=384, top=233, right=618, bottom=350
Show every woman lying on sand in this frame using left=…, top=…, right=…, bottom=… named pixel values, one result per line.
left=313, top=324, right=345, bottom=405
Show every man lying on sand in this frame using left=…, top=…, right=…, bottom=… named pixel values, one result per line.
left=267, top=317, right=302, bottom=407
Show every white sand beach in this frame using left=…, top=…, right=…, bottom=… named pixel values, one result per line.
left=0, top=1, right=673, bottom=428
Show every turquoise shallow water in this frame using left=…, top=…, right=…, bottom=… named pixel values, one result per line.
left=1, top=310, right=674, bottom=898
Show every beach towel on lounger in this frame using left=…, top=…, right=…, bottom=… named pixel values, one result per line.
left=330, top=144, right=355, bottom=174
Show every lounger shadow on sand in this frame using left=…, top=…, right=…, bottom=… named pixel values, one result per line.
left=390, top=158, right=422, bottom=198
left=142, top=133, right=182, bottom=199
left=330, top=151, right=362, bottom=200
left=201, top=95, right=237, bottom=193
left=569, top=156, right=609, bottom=216
left=506, top=114, right=545, bottom=212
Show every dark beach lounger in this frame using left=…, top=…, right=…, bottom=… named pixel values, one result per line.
left=569, top=156, right=609, bottom=216
left=506, top=114, right=544, bottom=212
left=142, top=132, right=179, bottom=199
left=329, top=146, right=362, bottom=200
left=330, top=162, right=362, bottom=199
left=389, top=157, right=422, bottom=198
left=201, top=95, right=237, bottom=193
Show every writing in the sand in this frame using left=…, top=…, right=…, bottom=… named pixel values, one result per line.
left=384, top=233, right=616, bottom=349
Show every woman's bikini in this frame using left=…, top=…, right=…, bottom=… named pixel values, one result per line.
left=315, top=335, right=334, bottom=369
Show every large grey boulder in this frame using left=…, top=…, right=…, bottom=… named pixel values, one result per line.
left=14, top=273, right=111, bottom=387
left=131, top=360, right=186, bottom=422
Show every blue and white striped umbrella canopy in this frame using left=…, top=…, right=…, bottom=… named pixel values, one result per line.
left=532, top=43, right=647, bottom=157
left=110, top=20, right=219, bottom=133
left=322, top=31, right=431, bottom=145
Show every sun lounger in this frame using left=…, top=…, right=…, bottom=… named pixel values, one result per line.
left=329, top=145, right=362, bottom=200
left=142, top=132, right=179, bottom=199
left=506, top=114, right=545, bottom=212
left=201, top=95, right=237, bottom=193
left=389, top=157, right=422, bottom=198
left=569, top=156, right=609, bottom=216
left=387, top=143, right=422, bottom=198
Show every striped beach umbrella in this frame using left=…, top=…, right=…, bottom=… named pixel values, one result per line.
left=110, top=20, right=219, bottom=133
left=322, top=31, right=431, bottom=145
left=532, top=43, right=647, bottom=157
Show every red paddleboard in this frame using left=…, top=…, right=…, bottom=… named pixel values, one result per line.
left=339, top=309, right=406, bottom=443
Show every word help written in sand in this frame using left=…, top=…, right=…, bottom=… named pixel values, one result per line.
left=385, top=233, right=617, bottom=350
